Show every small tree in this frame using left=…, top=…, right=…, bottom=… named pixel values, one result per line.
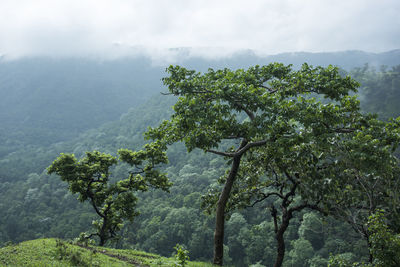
left=47, top=141, right=171, bottom=246
left=173, top=244, right=190, bottom=267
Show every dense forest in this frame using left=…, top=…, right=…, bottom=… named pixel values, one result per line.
left=1, top=51, right=400, bottom=266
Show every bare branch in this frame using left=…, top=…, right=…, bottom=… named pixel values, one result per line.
left=249, top=191, right=284, bottom=207
left=322, top=121, right=356, bottom=134
left=207, top=149, right=236, bottom=157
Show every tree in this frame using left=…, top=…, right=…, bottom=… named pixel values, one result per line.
left=367, top=210, right=400, bottom=266
left=146, top=63, right=371, bottom=265
left=47, top=141, right=171, bottom=246
left=199, top=71, right=400, bottom=265
left=287, top=238, right=314, bottom=267
left=329, top=210, right=400, bottom=267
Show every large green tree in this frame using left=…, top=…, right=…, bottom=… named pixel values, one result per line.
left=207, top=103, right=400, bottom=266
left=147, top=63, right=349, bottom=265
left=148, top=63, right=400, bottom=266
left=47, top=141, right=171, bottom=246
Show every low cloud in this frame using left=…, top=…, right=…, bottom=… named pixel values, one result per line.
left=0, top=0, right=399, bottom=60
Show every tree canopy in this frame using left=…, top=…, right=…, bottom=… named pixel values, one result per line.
left=47, top=141, right=171, bottom=246
left=147, top=63, right=400, bottom=266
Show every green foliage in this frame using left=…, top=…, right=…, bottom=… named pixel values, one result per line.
left=1, top=60, right=400, bottom=266
left=0, top=238, right=126, bottom=266
left=47, top=143, right=171, bottom=246
left=329, top=210, right=400, bottom=267
left=0, top=238, right=218, bottom=267
left=328, top=253, right=359, bottom=267
left=146, top=63, right=400, bottom=266
left=367, top=210, right=400, bottom=266
left=287, top=238, right=314, bottom=267
left=147, top=63, right=359, bottom=150
left=308, top=255, right=328, bottom=267
left=249, top=262, right=266, bottom=267
left=55, top=239, right=95, bottom=267
left=298, top=213, right=325, bottom=249
left=75, top=232, right=96, bottom=247
left=173, top=244, right=190, bottom=267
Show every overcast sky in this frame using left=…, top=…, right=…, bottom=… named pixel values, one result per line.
left=0, top=0, right=399, bottom=60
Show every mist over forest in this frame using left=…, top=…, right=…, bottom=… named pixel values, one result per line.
left=0, top=48, right=399, bottom=267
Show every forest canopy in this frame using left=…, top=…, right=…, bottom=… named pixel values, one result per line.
left=0, top=58, right=400, bottom=267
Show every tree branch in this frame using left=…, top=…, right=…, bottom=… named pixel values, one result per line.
left=207, top=139, right=267, bottom=158
left=129, top=167, right=145, bottom=175
left=270, top=205, right=279, bottom=233
left=282, top=171, right=299, bottom=207
left=232, top=102, right=255, bottom=121
left=236, top=140, right=267, bottom=156
left=334, top=128, right=356, bottom=133
left=90, top=200, right=106, bottom=219
left=287, top=202, right=327, bottom=219
left=207, top=149, right=236, bottom=157
left=322, top=122, right=356, bottom=134
left=249, top=191, right=284, bottom=207
left=259, top=84, right=278, bottom=94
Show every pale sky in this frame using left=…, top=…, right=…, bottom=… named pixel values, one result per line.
left=0, top=0, right=399, bottom=60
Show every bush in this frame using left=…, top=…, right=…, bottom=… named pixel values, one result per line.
left=173, top=244, right=190, bottom=267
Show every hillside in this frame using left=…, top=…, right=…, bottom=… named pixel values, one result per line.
left=1, top=50, right=399, bottom=154
left=0, top=238, right=216, bottom=266
left=0, top=57, right=163, bottom=154
left=0, top=53, right=399, bottom=266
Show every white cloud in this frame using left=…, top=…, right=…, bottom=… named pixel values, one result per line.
left=0, top=0, right=399, bottom=60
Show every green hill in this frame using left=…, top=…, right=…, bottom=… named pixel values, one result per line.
left=0, top=55, right=399, bottom=266
left=0, top=238, right=216, bottom=267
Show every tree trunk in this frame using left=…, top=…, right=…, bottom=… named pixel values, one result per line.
left=273, top=210, right=291, bottom=267
left=365, top=232, right=373, bottom=263
left=99, top=217, right=108, bottom=246
left=99, top=236, right=106, bottom=246
left=274, top=225, right=287, bottom=267
left=213, top=155, right=242, bottom=265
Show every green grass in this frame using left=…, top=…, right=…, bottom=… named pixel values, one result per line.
left=0, top=238, right=217, bottom=267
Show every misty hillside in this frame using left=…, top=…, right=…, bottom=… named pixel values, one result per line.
left=1, top=1, right=399, bottom=266
left=1, top=50, right=399, bottom=152
left=0, top=51, right=400, bottom=266
left=170, top=49, right=400, bottom=71
left=0, top=57, right=163, bottom=150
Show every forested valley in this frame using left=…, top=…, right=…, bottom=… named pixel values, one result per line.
left=1, top=50, right=400, bottom=266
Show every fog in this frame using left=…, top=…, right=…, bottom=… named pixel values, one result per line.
left=0, top=0, right=399, bottom=60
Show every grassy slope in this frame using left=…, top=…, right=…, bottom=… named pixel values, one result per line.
left=0, top=238, right=216, bottom=267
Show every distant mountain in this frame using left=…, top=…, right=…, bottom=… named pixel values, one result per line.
left=0, top=57, right=164, bottom=152
left=173, top=49, right=400, bottom=71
